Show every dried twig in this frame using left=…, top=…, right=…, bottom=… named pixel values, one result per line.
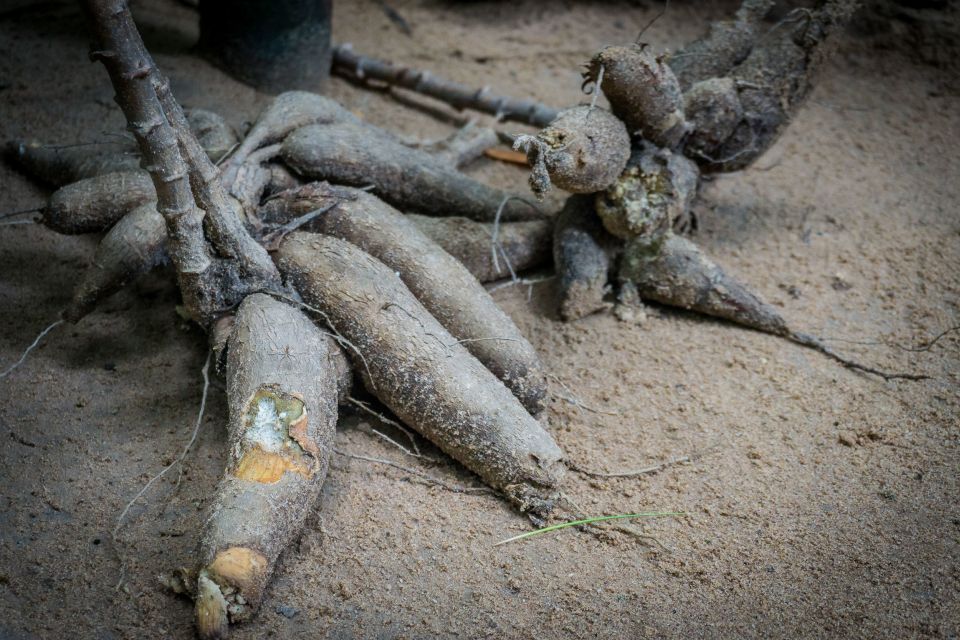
left=789, top=331, right=930, bottom=381
left=332, top=43, right=559, bottom=127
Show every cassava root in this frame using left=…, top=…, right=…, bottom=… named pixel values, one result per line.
left=553, top=195, right=618, bottom=321
left=195, top=293, right=345, bottom=638
left=8, top=108, right=238, bottom=188
left=261, top=183, right=548, bottom=414
left=281, top=120, right=543, bottom=222
left=276, top=233, right=565, bottom=515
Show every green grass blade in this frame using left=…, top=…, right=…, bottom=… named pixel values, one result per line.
left=493, top=511, right=683, bottom=546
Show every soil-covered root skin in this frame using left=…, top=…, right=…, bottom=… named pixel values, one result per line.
left=186, top=108, right=240, bottom=164
left=64, top=202, right=167, bottom=322
left=265, top=184, right=548, bottom=414
left=553, top=195, right=618, bottom=321
left=586, top=45, right=689, bottom=149
left=515, top=105, right=631, bottom=198
left=595, top=143, right=700, bottom=240
left=6, top=140, right=141, bottom=188
left=276, top=233, right=565, bottom=515
left=42, top=171, right=155, bottom=235
left=281, top=121, right=542, bottom=222
left=223, top=91, right=358, bottom=175
left=668, top=0, right=776, bottom=90
left=620, top=231, right=789, bottom=336
left=686, top=0, right=859, bottom=172
left=196, top=293, right=341, bottom=638
left=682, top=78, right=745, bottom=162
left=9, top=108, right=237, bottom=187
left=406, top=214, right=552, bottom=283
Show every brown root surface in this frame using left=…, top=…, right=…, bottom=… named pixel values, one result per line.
left=6, top=140, right=141, bottom=188
left=406, top=213, right=552, bottom=283
left=553, top=194, right=617, bottom=321
left=42, top=171, right=155, bottom=235
left=668, top=0, right=776, bottom=90
left=682, top=77, right=744, bottom=161
left=687, top=1, right=859, bottom=172
left=276, top=233, right=565, bottom=515
left=281, top=120, right=541, bottom=222
left=8, top=108, right=236, bottom=188
left=263, top=184, right=548, bottom=415
left=221, top=91, right=358, bottom=180
left=516, top=105, right=631, bottom=198
left=586, top=45, right=689, bottom=148
left=64, top=201, right=167, bottom=322
left=197, top=293, right=341, bottom=637
left=620, top=231, right=789, bottom=335
left=2, top=3, right=955, bottom=639
left=595, top=143, right=700, bottom=241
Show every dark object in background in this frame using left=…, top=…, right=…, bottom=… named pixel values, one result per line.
left=198, top=0, right=332, bottom=93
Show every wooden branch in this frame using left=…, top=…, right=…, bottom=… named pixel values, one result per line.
left=332, top=43, right=560, bottom=128
left=82, top=0, right=210, bottom=278
left=83, top=0, right=285, bottom=324
left=153, top=76, right=280, bottom=285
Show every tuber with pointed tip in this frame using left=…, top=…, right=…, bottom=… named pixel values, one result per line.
left=619, top=231, right=926, bottom=380
left=42, top=171, right=155, bottom=234
left=64, top=202, right=167, bottom=322
left=261, top=183, right=548, bottom=415
left=276, top=233, right=566, bottom=515
left=194, top=293, right=344, bottom=639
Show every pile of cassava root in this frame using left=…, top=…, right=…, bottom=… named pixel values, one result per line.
left=4, top=0, right=926, bottom=637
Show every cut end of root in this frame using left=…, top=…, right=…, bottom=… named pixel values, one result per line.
left=196, top=573, right=230, bottom=640
left=194, top=547, right=269, bottom=637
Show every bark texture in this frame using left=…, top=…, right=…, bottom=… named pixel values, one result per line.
left=332, top=43, right=559, bottom=127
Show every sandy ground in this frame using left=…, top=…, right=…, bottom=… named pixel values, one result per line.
left=1, top=1, right=958, bottom=638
